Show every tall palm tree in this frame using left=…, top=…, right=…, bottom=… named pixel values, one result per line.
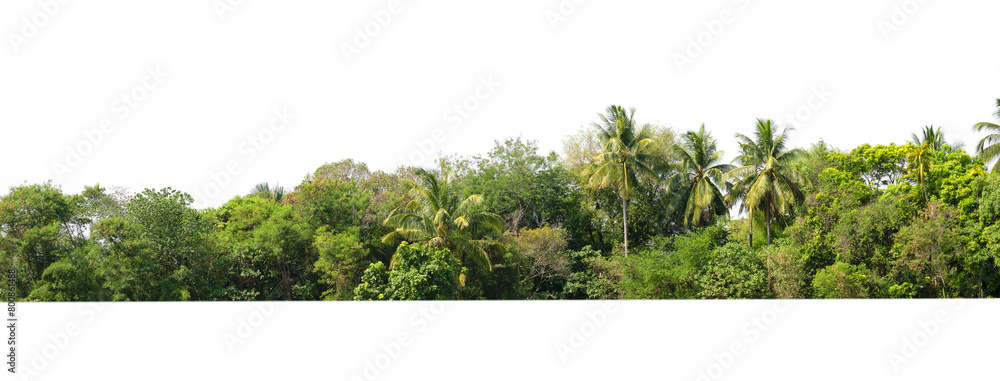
left=382, top=168, right=505, bottom=274
left=666, top=124, right=734, bottom=227
left=907, top=142, right=933, bottom=201
left=973, top=98, right=1000, bottom=173
left=585, top=105, right=666, bottom=257
left=251, top=182, right=285, bottom=202
left=725, top=119, right=811, bottom=245
left=910, top=125, right=945, bottom=151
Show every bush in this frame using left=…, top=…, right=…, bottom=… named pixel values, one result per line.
left=353, top=242, right=460, bottom=300
left=812, top=262, right=869, bottom=298
left=696, top=243, right=772, bottom=299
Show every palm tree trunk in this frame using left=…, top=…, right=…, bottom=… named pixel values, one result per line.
left=748, top=207, right=753, bottom=245
left=622, top=195, right=628, bottom=257
left=766, top=211, right=772, bottom=245
left=622, top=162, right=629, bottom=257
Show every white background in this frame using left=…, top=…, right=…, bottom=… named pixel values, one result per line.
left=7, top=300, right=998, bottom=380
left=2, top=0, right=999, bottom=207
left=2, top=1, right=999, bottom=379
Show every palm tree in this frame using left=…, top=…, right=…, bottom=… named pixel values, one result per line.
left=725, top=119, right=811, bottom=246
left=585, top=105, right=666, bottom=257
left=910, top=125, right=945, bottom=151
left=251, top=182, right=285, bottom=202
left=382, top=168, right=505, bottom=275
left=666, top=124, right=734, bottom=227
left=973, top=98, right=1000, bottom=173
left=907, top=142, right=933, bottom=201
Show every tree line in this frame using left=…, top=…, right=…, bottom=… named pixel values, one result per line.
left=4, top=99, right=1000, bottom=300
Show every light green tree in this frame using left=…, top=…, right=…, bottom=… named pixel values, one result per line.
left=585, top=105, right=667, bottom=256
left=973, top=98, right=1000, bottom=173
left=726, top=119, right=811, bottom=245
left=382, top=168, right=504, bottom=281
left=666, top=124, right=734, bottom=227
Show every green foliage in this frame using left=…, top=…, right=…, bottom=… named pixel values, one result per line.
left=760, top=243, right=808, bottom=298
left=726, top=119, right=811, bottom=245
left=812, top=262, right=869, bottom=299
left=696, top=243, right=772, bottom=299
left=833, top=195, right=912, bottom=272
left=618, top=226, right=728, bottom=299
left=562, top=246, right=621, bottom=299
left=27, top=244, right=109, bottom=301
left=352, top=242, right=460, bottom=300
left=382, top=167, right=505, bottom=273
left=90, top=188, right=224, bottom=301
left=509, top=226, right=571, bottom=299
left=891, top=202, right=964, bottom=298
left=972, top=98, right=1000, bottom=173
left=0, top=182, right=75, bottom=291
left=208, top=196, right=318, bottom=300
left=9, top=104, right=1000, bottom=301
left=313, top=226, right=366, bottom=300
left=585, top=105, right=670, bottom=256
left=829, top=143, right=908, bottom=191
left=666, top=124, right=734, bottom=227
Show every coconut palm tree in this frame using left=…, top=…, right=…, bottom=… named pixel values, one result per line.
left=251, top=182, right=285, bottom=202
left=725, top=119, right=811, bottom=245
left=666, top=124, right=734, bottom=227
left=382, top=168, right=505, bottom=274
left=585, top=105, right=667, bottom=257
left=907, top=142, right=933, bottom=201
left=973, top=98, right=1000, bottom=173
left=911, top=125, right=946, bottom=152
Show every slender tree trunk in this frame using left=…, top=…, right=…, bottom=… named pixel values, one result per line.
left=748, top=207, right=753, bottom=245
left=622, top=195, right=628, bottom=257
left=766, top=210, right=772, bottom=246
left=622, top=162, right=629, bottom=257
